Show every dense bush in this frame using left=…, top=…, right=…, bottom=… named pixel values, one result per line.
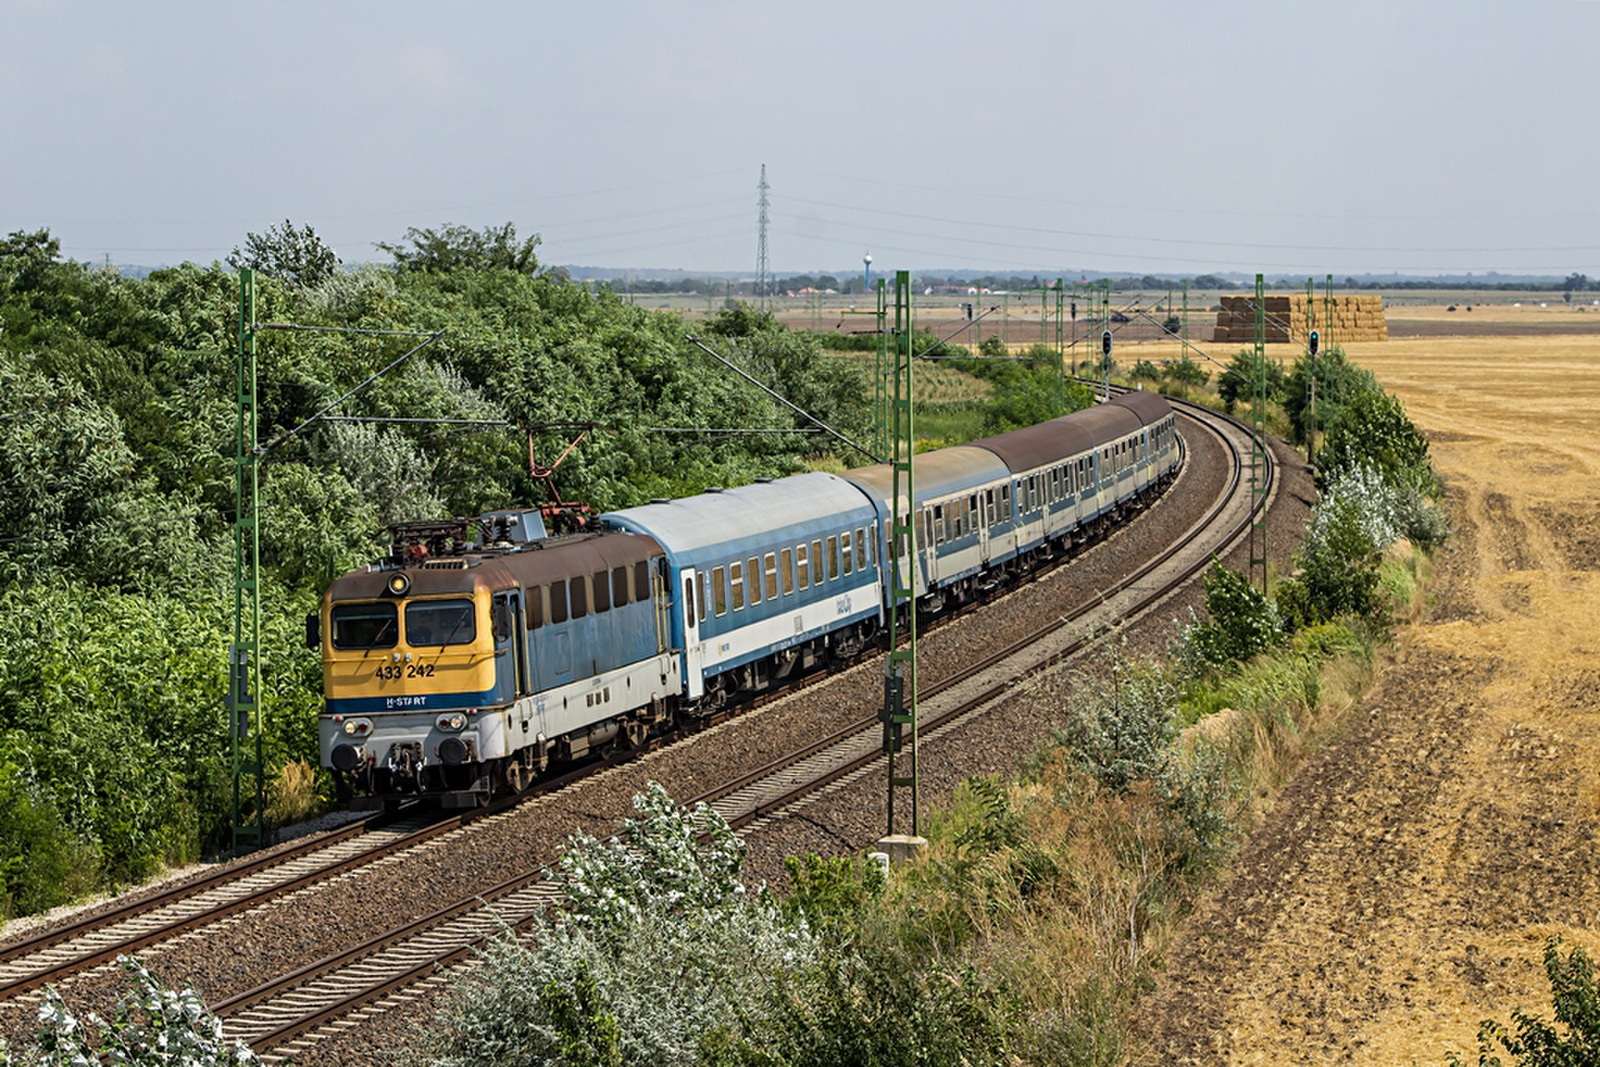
left=1448, top=939, right=1600, bottom=1066
left=1182, top=560, right=1283, bottom=672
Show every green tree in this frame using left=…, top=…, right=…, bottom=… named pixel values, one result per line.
left=1283, top=344, right=1374, bottom=448
left=377, top=221, right=541, bottom=274
left=1216, top=349, right=1286, bottom=414
left=1162, top=355, right=1209, bottom=387
left=227, top=219, right=341, bottom=288
left=1317, top=386, right=1436, bottom=491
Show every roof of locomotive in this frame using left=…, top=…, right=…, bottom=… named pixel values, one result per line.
left=603, top=471, right=877, bottom=565
left=839, top=445, right=1013, bottom=506
left=324, top=529, right=663, bottom=602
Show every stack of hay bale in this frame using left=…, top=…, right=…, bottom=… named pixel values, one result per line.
left=1211, top=294, right=1387, bottom=343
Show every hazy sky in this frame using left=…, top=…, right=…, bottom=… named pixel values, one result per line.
left=4, top=0, right=1597, bottom=278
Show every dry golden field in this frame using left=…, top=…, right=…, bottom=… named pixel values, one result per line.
left=1135, top=332, right=1600, bottom=1063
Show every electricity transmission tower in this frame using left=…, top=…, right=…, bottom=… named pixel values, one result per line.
left=755, top=164, right=770, bottom=308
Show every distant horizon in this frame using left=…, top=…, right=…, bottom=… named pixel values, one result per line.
left=87, top=255, right=1592, bottom=288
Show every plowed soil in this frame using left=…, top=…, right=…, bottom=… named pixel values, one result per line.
left=1133, top=335, right=1600, bottom=1064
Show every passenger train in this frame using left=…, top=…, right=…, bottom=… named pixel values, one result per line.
left=313, top=392, right=1181, bottom=807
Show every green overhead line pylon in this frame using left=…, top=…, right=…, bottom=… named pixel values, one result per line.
left=873, top=277, right=888, bottom=461
left=882, top=269, right=919, bottom=838
left=229, top=269, right=267, bottom=854
left=1249, top=272, right=1270, bottom=596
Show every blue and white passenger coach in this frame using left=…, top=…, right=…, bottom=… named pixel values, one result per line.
left=603, top=471, right=883, bottom=709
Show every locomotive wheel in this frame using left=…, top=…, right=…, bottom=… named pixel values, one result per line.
left=503, top=757, right=533, bottom=795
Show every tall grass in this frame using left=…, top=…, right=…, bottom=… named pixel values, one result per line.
left=852, top=623, right=1381, bottom=1063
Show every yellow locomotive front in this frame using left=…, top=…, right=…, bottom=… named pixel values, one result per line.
left=317, top=564, right=514, bottom=804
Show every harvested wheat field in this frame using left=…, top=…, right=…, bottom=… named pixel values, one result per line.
left=1134, top=334, right=1600, bottom=1064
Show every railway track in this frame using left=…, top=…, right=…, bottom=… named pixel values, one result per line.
left=206, top=399, right=1271, bottom=1063
left=0, top=755, right=623, bottom=1010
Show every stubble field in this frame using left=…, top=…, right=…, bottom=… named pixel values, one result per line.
left=1133, top=331, right=1600, bottom=1063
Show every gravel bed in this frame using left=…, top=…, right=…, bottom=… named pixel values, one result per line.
left=2, top=416, right=1302, bottom=1066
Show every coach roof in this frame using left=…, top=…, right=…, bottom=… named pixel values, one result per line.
left=602, top=471, right=876, bottom=562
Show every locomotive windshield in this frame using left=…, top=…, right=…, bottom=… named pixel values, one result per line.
left=405, top=598, right=477, bottom=648
left=330, top=602, right=398, bottom=650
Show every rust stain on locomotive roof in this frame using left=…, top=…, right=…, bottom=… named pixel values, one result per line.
left=327, top=530, right=664, bottom=600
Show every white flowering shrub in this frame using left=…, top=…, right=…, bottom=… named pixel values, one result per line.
left=3, top=955, right=257, bottom=1065
left=1311, top=463, right=1400, bottom=552
left=423, top=781, right=820, bottom=1067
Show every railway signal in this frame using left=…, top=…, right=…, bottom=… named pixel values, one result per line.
left=1101, top=329, right=1113, bottom=402
left=1307, top=329, right=1320, bottom=462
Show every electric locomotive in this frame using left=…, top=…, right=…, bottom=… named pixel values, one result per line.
left=313, top=510, right=677, bottom=808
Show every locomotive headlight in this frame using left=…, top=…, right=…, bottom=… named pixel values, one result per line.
left=386, top=572, right=411, bottom=596
left=436, top=712, right=468, bottom=732
left=343, top=717, right=374, bottom=737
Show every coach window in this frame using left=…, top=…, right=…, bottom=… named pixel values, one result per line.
left=746, top=558, right=761, bottom=605
left=781, top=547, right=795, bottom=594
left=932, top=505, right=945, bottom=546
left=712, top=566, right=727, bottom=616
left=824, top=536, right=838, bottom=580
left=811, top=539, right=824, bottom=581
left=612, top=567, right=629, bottom=608
left=840, top=533, right=852, bottom=575
left=985, top=489, right=996, bottom=525
left=730, top=561, right=745, bottom=611
left=696, top=571, right=708, bottom=621
left=570, top=576, right=589, bottom=619
left=592, top=571, right=611, bottom=613
left=550, top=579, right=569, bottom=624
left=1000, top=484, right=1011, bottom=521
left=527, top=586, right=545, bottom=629
left=764, top=553, right=778, bottom=600
left=634, top=561, right=651, bottom=603
left=795, top=543, right=809, bottom=589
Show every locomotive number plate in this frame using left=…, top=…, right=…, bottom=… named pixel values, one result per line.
left=373, top=663, right=437, bottom=680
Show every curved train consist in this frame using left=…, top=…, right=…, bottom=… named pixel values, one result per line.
left=314, top=392, right=1181, bottom=807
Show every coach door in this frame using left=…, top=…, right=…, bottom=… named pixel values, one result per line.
left=681, top=570, right=705, bottom=699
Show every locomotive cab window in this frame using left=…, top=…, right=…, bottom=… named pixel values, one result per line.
left=404, top=599, right=476, bottom=647
left=331, top=602, right=398, bottom=650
